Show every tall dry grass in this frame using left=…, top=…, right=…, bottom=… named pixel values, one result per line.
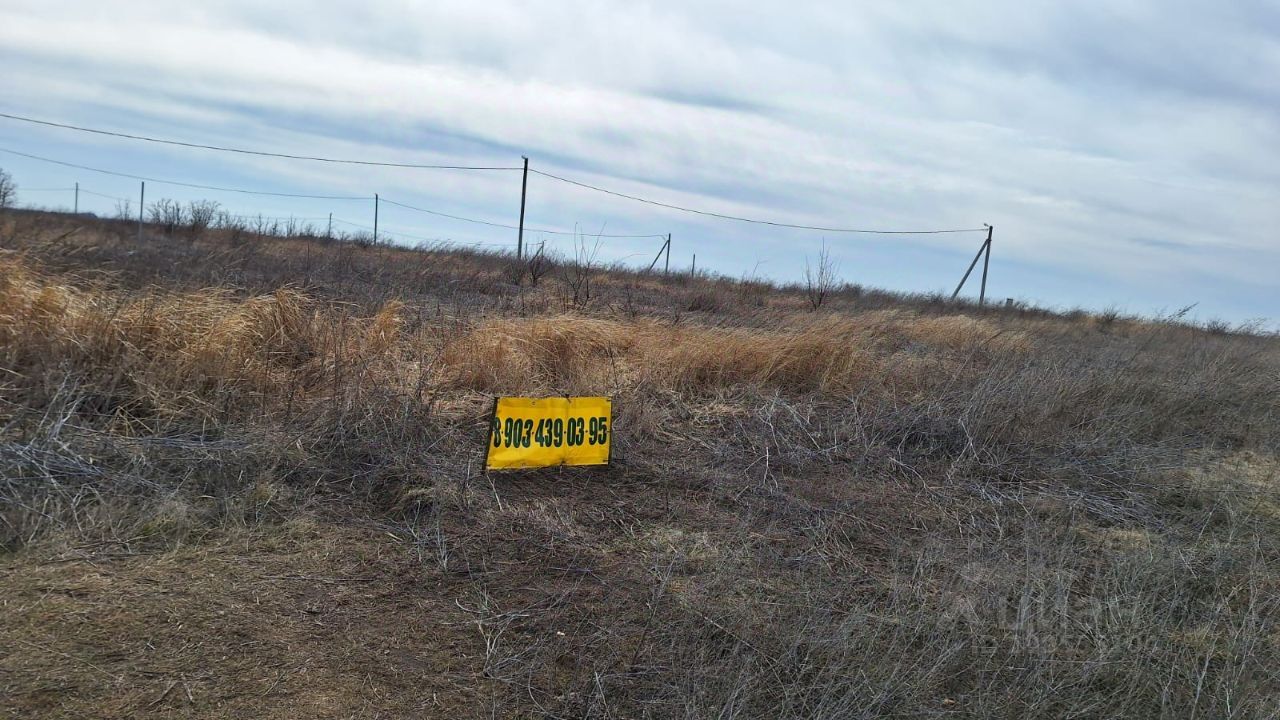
left=2, top=211, right=1280, bottom=718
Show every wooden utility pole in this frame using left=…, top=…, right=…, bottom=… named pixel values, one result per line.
left=979, top=224, right=992, bottom=306
left=137, top=181, right=145, bottom=241
left=373, top=194, right=379, bottom=245
left=951, top=225, right=993, bottom=302
left=517, top=156, right=529, bottom=259
left=647, top=234, right=672, bottom=273
left=73, top=182, right=78, bottom=214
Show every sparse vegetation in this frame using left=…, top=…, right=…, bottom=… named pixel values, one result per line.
left=1097, top=304, right=1123, bottom=328
left=0, top=167, right=16, bottom=210
left=526, top=241, right=556, bottom=287
left=1204, top=317, right=1232, bottom=335
left=187, top=199, right=221, bottom=234
left=804, top=241, right=839, bottom=310
left=147, top=197, right=186, bottom=236
left=1, top=208, right=1278, bottom=718
left=560, top=234, right=601, bottom=308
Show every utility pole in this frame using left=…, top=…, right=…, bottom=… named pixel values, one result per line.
left=951, top=224, right=993, bottom=302
left=137, top=181, right=145, bottom=241
left=327, top=212, right=332, bottom=240
left=516, top=156, right=529, bottom=260
left=979, top=224, right=992, bottom=307
left=665, top=234, right=671, bottom=274
left=691, top=254, right=697, bottom=277
left=647, top=235, right=672, bottom=273
left=373, top=194, right=379, bottom=245
left=74, top=182, right=78, bottom=214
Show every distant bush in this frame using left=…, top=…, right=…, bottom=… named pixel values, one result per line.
left=1096, top=305, right=1122, bottom=329
left=0, top=167, right=16, bottom=209
left=187, top=200, right=221, bottom=234
left=148, top=198, right=185, bottom=236
left=1204, top=318, right=1232, bottom=335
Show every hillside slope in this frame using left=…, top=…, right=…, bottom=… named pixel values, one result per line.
left=2, top=211, right=1279, bottom=718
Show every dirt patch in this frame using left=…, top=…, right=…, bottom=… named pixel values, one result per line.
left=1, top=517, right=482, bottom=718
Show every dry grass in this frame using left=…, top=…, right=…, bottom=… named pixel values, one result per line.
left=2, top=209, right=1279, bottom=718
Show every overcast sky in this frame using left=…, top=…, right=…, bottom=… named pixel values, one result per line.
left=1, top=1, right=1277, bottom=324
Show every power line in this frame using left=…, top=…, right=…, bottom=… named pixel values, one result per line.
left=224, top=213, right=331, bottom=222
left=332, top=218, right=509, bottom=248
left=378, top=198, right=524, bottom=231
left=2, top=147, right=667, bottom=241
left=379, top=197, right=667, bottom=239
left=0, top=147, right=369, bottom=200
left=20, top=187, right=74, bottom=192
left=3, top=112, right=984, bottom=236
left=529, top=169, right=986, bottom=235
left=0, top=112, right=523, bottom=171
left=79, top=188, right=129, bottom=202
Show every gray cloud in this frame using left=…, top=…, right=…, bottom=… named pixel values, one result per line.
left=0, top=0, right=1276, bottom=323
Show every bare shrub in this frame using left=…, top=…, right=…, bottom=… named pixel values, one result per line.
left=527, top=242, right=556, bottom=287
left=187, top=200, right=221, bottom=235
left=113, top=198, right=133, bottom=221
left=251, top=214, right=270, bottom=238
left=559, top=234, right=601, bottom=308
left=1204, top=318, right=1231, bottom=335
left=804, top=242, right=839, bottom=310
left=148, top=198, right=185, bottom=236
left=1096, top=305, right=1122, bottom=329
left=0, top=167, right=17, bottom=209
left=215, top=210, right=249, bottom=246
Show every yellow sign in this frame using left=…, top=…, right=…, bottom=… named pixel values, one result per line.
left=486, top=397, right=612, bottom=470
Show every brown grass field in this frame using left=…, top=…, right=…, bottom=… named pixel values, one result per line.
left=1, top=208, right=1278, bottom=718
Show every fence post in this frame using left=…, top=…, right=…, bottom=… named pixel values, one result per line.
left=517, top=156, right=529, bottom=259
left=137, top=181, right=145, bottom=241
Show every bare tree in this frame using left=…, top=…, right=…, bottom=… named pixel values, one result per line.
left=0, top=167, right=17, bottom=210
left=804, top=242, right=839, bottom=310
left=114, top=198, right=133, bottom=220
